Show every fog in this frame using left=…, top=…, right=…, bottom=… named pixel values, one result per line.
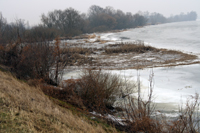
left=0, top=0, right=200, bottom=26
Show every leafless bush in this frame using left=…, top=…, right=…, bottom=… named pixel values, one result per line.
left=166, top=93, right=200, bottom=133
left=76, top=69, right=134, bottom=113
left=115, top=70, right=164, bottom=132
left=114, top=70, right=200, bottom=133
left=41, top=80, right=85, bottom=109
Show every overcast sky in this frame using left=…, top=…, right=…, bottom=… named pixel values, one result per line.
left=1, top=0, right=199, bottom=26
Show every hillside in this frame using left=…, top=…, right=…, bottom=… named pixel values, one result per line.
left=0, top=71, right=117, bottom=133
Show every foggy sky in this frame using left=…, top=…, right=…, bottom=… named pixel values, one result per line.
left=0, top=0, right=199, bottom=26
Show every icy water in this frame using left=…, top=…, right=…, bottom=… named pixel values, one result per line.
left=63, top=20, right=200, bottom=117
left=103, top=20, right=200, bottom=55
left=102, top=20, right=200, bottom=115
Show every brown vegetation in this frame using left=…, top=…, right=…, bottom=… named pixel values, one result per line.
left=0, top=36, right=93, bottom=85
left=113, top=71, right=200, bottom=133
left=105, top=42, right=158, bottom=54
left=41, top=69, right=133, bottom=114
left=0, top=71, right=117, bottom=133
left=1, top=66, right=200, bottom=132
left=1, top=6, right=200, bottom=133
left=89, top=42, right=198, bottom=70
left=77, top=69, right=123, bottom=113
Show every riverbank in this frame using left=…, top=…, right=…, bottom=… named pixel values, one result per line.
left=62, top=21, right=200, bottom=122
left=0, top=70, right=117, bottom=132
left=59, top=34, right=199, bottom=71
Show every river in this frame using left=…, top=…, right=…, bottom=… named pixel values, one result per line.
left=63, top=20, right=200, bottom=117
left=102, top=20, right=200, bottom=116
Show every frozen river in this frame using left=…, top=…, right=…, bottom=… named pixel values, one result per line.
left=63, top=20, right=200, bottom=116
left=103, top=20, right=200, bottom=112
left=102, top=20, right=200, bottom=56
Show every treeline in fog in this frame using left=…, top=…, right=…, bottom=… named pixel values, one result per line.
left=143, top=11, right=197, bottom=25
left=0, top=5, right=198, bottom=44
left=40, top=5, right=147, bottom=36
left=0, top=5, right=148, bottom=44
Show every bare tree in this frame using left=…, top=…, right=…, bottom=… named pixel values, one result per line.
left=41, top=8, right=84, bottom=36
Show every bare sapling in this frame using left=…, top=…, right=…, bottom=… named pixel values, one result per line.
left=167, top=93, right=200, bottom=133
left=117, top=69, right=163, bottom=132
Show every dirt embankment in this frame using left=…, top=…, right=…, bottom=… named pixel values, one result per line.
left=0, top=71, right=116, bottom=132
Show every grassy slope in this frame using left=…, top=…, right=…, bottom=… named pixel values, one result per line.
left=0, top=71, right=117, bottom=133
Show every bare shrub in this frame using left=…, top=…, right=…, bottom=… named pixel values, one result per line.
left=166, top=93, right=200, bottom=133
left=115, top=70, right=165, bottom=132
left=115, top=70, right=200, bottom=133
left=41, top=81, right=85, bottom=109
left=77, top=69, right=133, bottom=113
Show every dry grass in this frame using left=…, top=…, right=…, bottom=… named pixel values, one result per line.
left=61, top=47, right=95, bottom=66
left=89, top=42, right=198, bottom=70
left=105, top=42, right=158, bottom=54
left=0, top=71, right=117, bottom=133
left=160, top=49, right=197, bottom=63
left=93, top=36, right=110, bottom=44
left=63, top=47, right=93, bottom=55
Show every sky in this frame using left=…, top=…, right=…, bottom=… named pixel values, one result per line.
left=0, top=0, right=200, bottom=26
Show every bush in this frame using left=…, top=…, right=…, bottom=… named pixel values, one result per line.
left=41, top=79, right=85, bottom=109
left=115, top=71, right=200, bottom=133
left=166, top=93, right=200, bottom=133
left=115, top=70, right=163, bottom=132
left=77, top=69, right=134, bottom=113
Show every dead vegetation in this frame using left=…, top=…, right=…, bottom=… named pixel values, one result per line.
left=113, top=70, right=200, bottom=133
left=1, top=67, right=200, bottom=132
left=0, top=71, right=117, bottom=133
left=104, top=42, right=158, bottom=54
left=88, top=42, right=198, bottom=69
left=63, top=46, right=94, bottom=55
left=42, top=69, right=134, bottom=114
left=77, top=69, right=131, bottom=113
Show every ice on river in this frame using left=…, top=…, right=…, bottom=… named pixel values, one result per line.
left=108, top=64, right=200, bottom=107
left=63, top=20, right=200, bottom=116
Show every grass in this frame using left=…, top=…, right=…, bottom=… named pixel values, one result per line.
left=0, top=71, right=118, bottom=133
left=93, top=42, right=198, bottom=69
left=160, top=49, right=197, bottom=63
left=63, top=47, right=94, bottom=55
left=104, top=42, right=158, bottom=54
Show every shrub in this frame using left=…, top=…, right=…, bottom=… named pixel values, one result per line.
left=77, top=69, right=134, bottom=113
left=115, top=70, right=163, bottom=132
left=166, top=93, right=200, bottom=133
left=115, top=71, right=200, bottom=133
left=41, top=80, right=85, bottom=109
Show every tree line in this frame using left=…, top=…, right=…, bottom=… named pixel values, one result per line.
left=1, top=5, right=198, bottom=44
left=142, top=11, right=197, bottom=25
left=0, top=5, right=198, bottom=85
left=41, top=5, right=147, bottom=36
